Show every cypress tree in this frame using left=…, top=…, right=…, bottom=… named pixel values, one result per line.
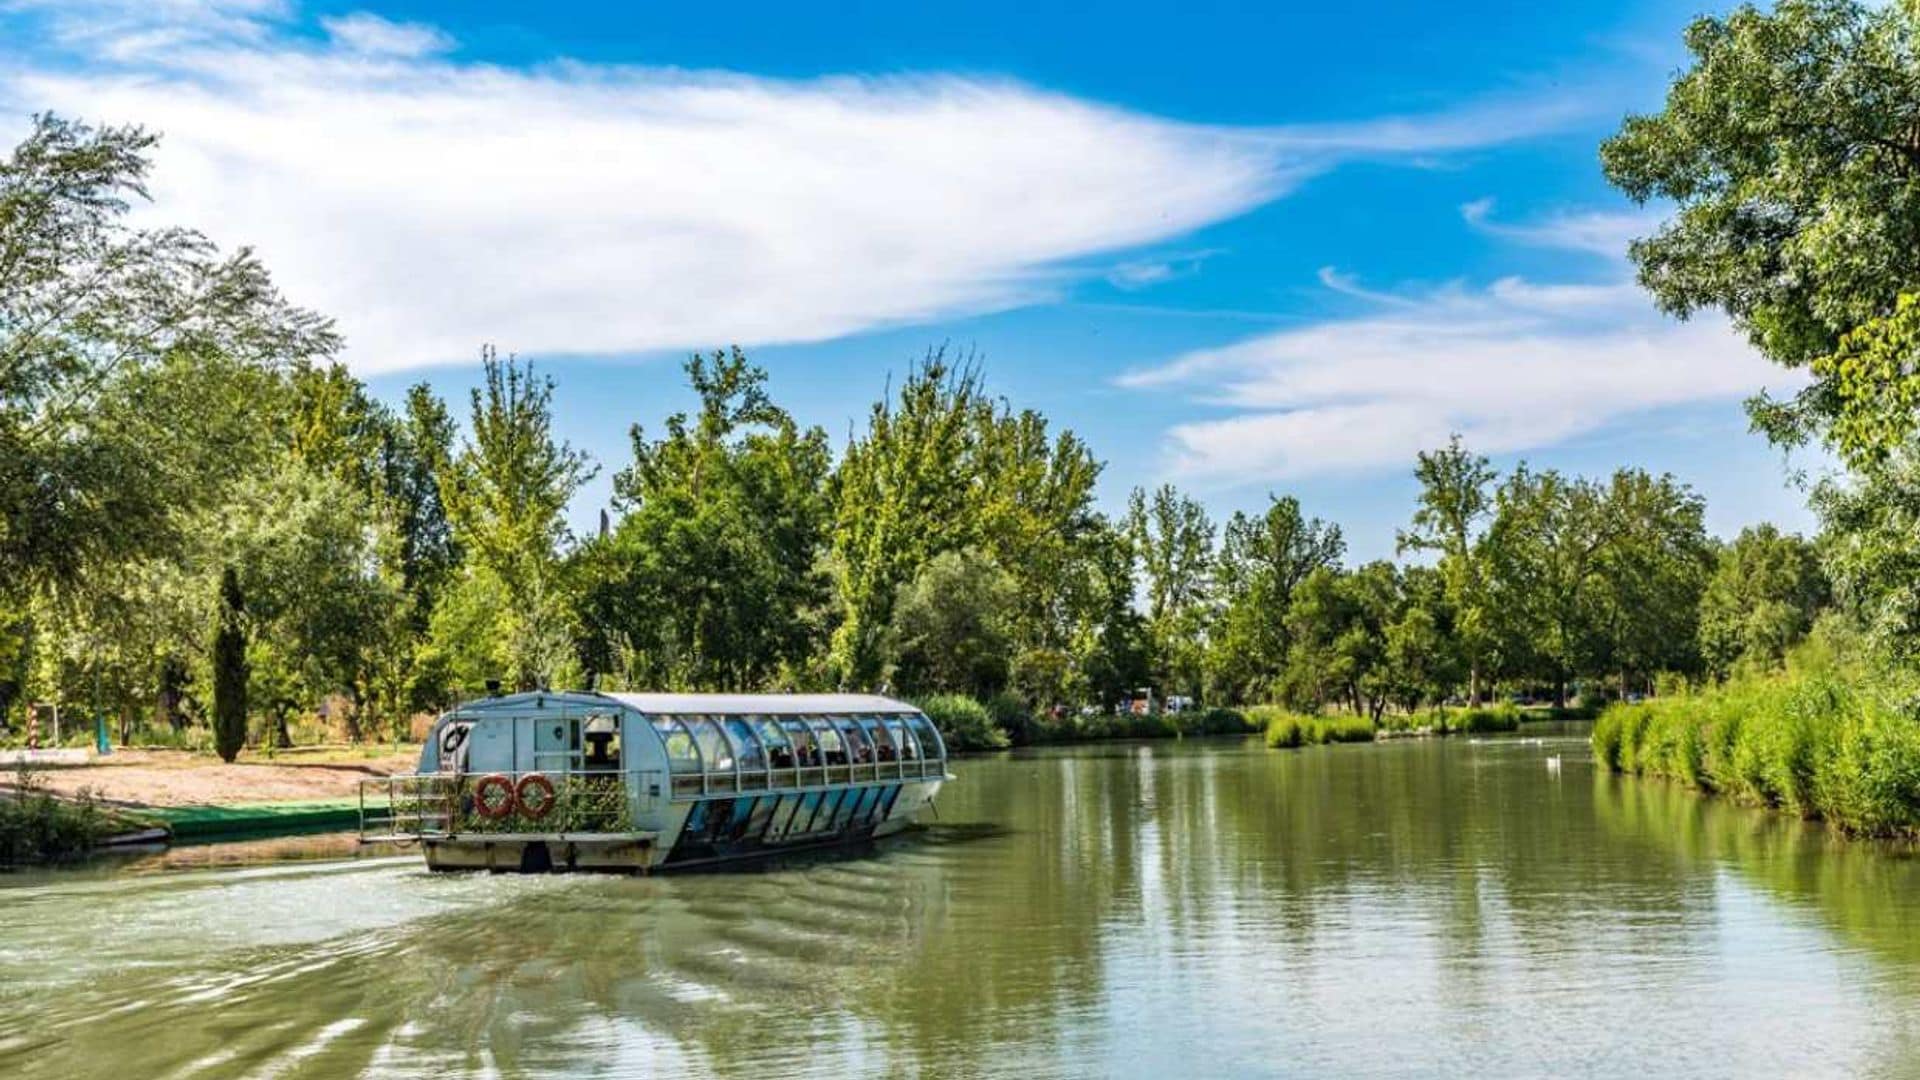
left=212, top=567, right=249, bottom=763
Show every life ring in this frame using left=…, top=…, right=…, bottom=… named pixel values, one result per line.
left=515, top=774, right=557, bottom=820
left=472, top=773, right=517, bottom=819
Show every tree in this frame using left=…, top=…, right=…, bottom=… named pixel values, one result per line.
left=1211, top=495, right=1345, bottom=703
left=211, top=566, right=248, bottom=763
left=1280, top=563, right=1403, bottom=721
left=1127, top=485, right=1216, bottom=702
left=438, top=348, right=593, bottom=691
left=1590, top=469, right=1712, bottom=696
left=1698, top=524, right=1829, bottom=674
left=1600, top=0, right=1920, bottom=444
left=886, top=549, right=1017, bottom=699
left=828, top=353, right=987, bottom=686
left=1811, top=448, right=1920, bottom=661
left=586, top=349, right=831, bottom=689
left=0, top=115, right=335, bottom=603
left=1397, top=436, right=1497, bottom=703
left=1485, top=467, right=1612, bottom=705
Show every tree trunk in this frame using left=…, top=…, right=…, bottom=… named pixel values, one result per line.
left=1469, top=664, right=1481, bottom=708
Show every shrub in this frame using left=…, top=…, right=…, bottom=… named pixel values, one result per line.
left=1591, top=663, right=1920, bottom=839
left=1445, top=702, right=1522, bottom=734
left=984, top=691, right=1036, bottom=745
left=0, top=765, right=112, bottom=864
left=1253, top=707, right=1375, bottom=750
left=913, top=694, right=1009, bottom=752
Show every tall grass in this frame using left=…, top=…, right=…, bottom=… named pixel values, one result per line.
left=1252, top=708, right=1376, bottom=749
left=1592, top=667, right=1920, bottom=839
left=0, top=764, right=114, bottom=864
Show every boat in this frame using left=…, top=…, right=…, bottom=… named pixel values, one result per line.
left=358, top=691, right=952, bottom=873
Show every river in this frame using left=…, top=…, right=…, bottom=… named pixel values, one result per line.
left=4, top=731, right=1920, bottom=1078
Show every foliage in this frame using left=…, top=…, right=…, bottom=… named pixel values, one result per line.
left=1698, top=525, right=1829, bottom=675
left=1600, top=0, right=1920, bottom=444
left=1592, top=655, right=1920, bottom=838
left=1127, top=484, right=1216, bottom=702
left=887, top=550, right=1017, bottom=700
left=0, top=764, right=112, bottom=864
left=581, top=349, right=831, bottom=690
left=1255, top=708, right=1376, bottom=749
left=913, top=693, right=1009, bottom=752
left=1210, top=495, right=1344, bottom=703
left=1398, top=435, right=1496, bottom=702
left=439, top=349, right=593, bottom=691
left=211, top=567, right=248, bottom=763
left=1812, top=445, right=1920, bottom=662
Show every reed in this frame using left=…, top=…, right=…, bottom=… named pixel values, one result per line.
left=1592, top=668, right=1920, bottom=839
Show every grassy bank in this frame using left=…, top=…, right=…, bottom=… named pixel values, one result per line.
left=1592, top=668, right=1920, bottom=839
left=914, top=694, right=1260, bottom=752
left=1, top=768, right=122, bottom=864
left=1254, top=701, right=1533, bottom=750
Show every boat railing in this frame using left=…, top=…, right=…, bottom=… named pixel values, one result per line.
left=358, top=768, right=640, bottom=843
left=675, top=754, right=947, bottom=797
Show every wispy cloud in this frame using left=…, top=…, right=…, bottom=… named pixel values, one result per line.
left=0, top=2, right=1600, bottom=374
left=1106, top=248, right=1223, bottom=291
left=1121, top=203, right=1791, bottom=483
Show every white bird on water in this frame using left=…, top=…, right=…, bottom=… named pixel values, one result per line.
left=1545, top=755, right=1563, bottom=773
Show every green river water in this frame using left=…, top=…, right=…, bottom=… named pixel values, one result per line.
left=5, top=730, right=1920, bottom=1078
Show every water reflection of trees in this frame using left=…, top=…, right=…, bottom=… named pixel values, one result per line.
left=18, top=742, right=1920, bottom=1077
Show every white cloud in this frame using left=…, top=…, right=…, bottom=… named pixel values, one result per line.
left=1460, top=197, right=1662, bottom=258
left=320, top=13, right=451, bottom=58
left=0, top=3, right=1596, bottom=374
left=1120, top=256, right=1793, bottom=482
left=1106, top=248, right=1222, bottom=291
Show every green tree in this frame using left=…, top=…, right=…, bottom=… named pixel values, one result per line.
left=586, top=348, right=831, bottom=689
left=1590, top=469, right=1712, bottom=696
left=1698, top=524, right=1830, bottom=674
left=1126, top=484, right=1216, bottom=702
left=1600, top=0, right=1920, bottom=443
left=828, top=354, right=987, bottom=686
left=886, top=549, right=1017, bottom=699
left=211, top=566, right=248, bottom=762
left=438, top=348, right=593, bottom=691
left=1811, top=450, right=1920, bottom=660
left=1280, top=562, right=1403, bottom=721
left=1397, top=435, right=1497, bottom=704
left=1485, top=466, right=1612, bottom=705
left=1210, top=495, right=1345, bottom=704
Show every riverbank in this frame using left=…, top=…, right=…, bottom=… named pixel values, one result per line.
left=1592, top=666, right=1920, bottom=839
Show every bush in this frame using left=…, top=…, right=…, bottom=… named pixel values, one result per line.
left=0, top=766, right=112, bottom=864
left=1591, top=664, right=1920, bottom=839
left=984, top=691, right=1036, bottom=746
left=1442, top=702, right=1522, bottom=734
left=1252, top=707, right=1375, bottom=750
left=914, top=694, right=1009, bottom=752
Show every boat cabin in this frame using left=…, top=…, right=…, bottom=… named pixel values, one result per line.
left=362, top=691, right=952, bottom=873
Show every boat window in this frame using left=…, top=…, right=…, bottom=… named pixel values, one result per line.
left=724, top=718, right=766, bottom=773
left=810, top=718, right=845, bottom=764
left=583, top=713, right=622, bottom=771
left=652, top=717, right=702, bottom=773
left=780, top=719, right=817, bottom=765
left=753, top=717, right=794, bottom=768
left=834, top=717, right=872, bottom=763
left=689, top=717, right=735, bottom=772
left=887, top=718, right=920, bottom=760
left=858, top=716, right=897, bottom=761
left=906, top=713, right=947, bottom=760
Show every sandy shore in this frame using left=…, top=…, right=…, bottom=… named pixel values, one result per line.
left=3, top=747, right=421, bottom=807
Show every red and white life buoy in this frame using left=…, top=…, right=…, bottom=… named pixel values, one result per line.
left=472, top=773, right=517, bottom=819
left=515, top=773, right=557, bottom=820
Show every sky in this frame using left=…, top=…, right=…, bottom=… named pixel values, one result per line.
left=0, top=0, right=1824, bottom=559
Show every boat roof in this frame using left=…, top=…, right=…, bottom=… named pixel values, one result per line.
left=603, top=692, right=922, bottom=716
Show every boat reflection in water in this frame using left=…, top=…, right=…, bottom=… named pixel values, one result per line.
left=359, top=692, right=952, bottom=873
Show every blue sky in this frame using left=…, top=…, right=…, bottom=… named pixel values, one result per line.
left=0, top=0, right=1819, bottom=558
